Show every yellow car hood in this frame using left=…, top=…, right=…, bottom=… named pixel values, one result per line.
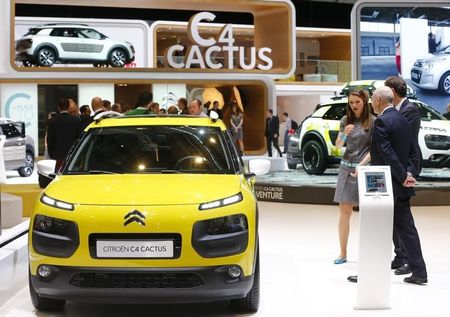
left=44, top=174, right=242, bottom=206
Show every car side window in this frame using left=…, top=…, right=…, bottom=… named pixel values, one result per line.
left=79, top=29, right=103, bottom=40
left=1, top=123, right=21, bottom=139
left=50, top=28, right=65, bottom=37
left=322, top=103, right=346, bottom=120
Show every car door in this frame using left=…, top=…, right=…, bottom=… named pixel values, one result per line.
left=49, top=28, right=80, bottom=59
left=321, top=103, right=346, bottom=155
left=75, top=28, right=106, bottom=61
left=415, top=101, right=450, bottom=160
left=1, top=122, right=26, bottom=169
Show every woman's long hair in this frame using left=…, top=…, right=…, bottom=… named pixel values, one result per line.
left=346, top=89, right=371, bottom=129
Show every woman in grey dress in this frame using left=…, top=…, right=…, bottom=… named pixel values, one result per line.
left=230, top=106, right=244, bottom=154
left=333, top=89, right=375, bottom=264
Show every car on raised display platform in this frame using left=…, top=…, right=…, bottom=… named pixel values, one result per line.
left=338, top=79, right=417, bottom=99
left=28, top=112, right=259, bottom=313
left=0, top=118, right=35, bottom=177
left=15, top=24, right=135, bottom=67
left=411, top=45, right=450, bottom=95
left=287, top=86, right=450, bottom=174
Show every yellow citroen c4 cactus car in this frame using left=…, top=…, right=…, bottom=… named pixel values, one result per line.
left=29, top=113, right=259, bottom=312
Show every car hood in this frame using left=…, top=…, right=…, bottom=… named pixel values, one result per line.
left=44, top=174, right=243, bottom=206
left=420, top=120, right=450, bottom=134
left=416, top=54, right=449, bottom=63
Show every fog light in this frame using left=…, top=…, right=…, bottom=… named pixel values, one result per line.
left=38, top=265, right=52, bottom=278
left=228, top=265, right=242, bottom=278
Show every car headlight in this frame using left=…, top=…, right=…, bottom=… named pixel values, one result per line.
left=203, top=214, right=248, bottom=235
left=424, top=61, right=435, bottom=69
left=199, top=192, right=243, bottom=210
left=33, top=214, right=70, bottom=235
left=40, top=194, right=74, bottom=211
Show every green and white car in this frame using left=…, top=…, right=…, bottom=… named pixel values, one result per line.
left=289, top=97, right=450, bottom=175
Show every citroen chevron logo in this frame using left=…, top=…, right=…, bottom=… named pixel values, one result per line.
left=124, top=210, right=146, bottom=226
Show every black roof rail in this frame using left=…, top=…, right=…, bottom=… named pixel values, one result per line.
left=41, top=23, right=90, bottom=27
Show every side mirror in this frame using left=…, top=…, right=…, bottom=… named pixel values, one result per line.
left=38, top=172, right=56, bottom=189
left=209, top=110, right=219, bottom=122
left=244, top=172, right=256, bottom=186
left=37, top=160, right=57, bottom=188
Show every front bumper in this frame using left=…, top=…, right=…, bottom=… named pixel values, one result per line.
left=411, top=68, right=439, bottom=90
left=31, top=265, right=253, bottom=303
left=422, top=154, right=450, bottom=168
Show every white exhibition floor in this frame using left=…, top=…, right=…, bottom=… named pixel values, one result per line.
left=1, top=202, right=449, bottom=317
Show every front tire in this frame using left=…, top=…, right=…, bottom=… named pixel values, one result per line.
left=36, top=47, right=56, bottom=67
left=438, top=71, right=450, bottom=95
left=108, top=48, right=127, bottom=67
left=230, top=247, right=260, bottom=313
left=18, top=150, right=34, bottom=177
left=29, top=271, right=65, bottom=311
left=302, top=140, right=327, bottom=175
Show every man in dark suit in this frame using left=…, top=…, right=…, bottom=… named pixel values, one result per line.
left=385, top=76, right=422, bottom=275
left=370, top=86, right=427, bottom=285
left=265, top=109, right=282, bottom=157
left=47, top=97, right=81, bottom=172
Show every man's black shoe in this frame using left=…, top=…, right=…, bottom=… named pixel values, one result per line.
left=347, top=275, right=358, bottom=283
left=404, top=275, right=428, bottom=285
left=391, top=259, right=402, bottom=270
left=395, top=264, right=412, bottom=275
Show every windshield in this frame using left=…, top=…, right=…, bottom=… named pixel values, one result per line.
left=437, top=45, right=450, bottom=54
left=24, top=28, right=42, bottom=36
left=65, top=125, right=236, bottom=175
left=414, top=102, right=447, bottom=120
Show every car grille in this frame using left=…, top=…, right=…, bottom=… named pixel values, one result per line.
left=70, top=272, right=204, bottom=288
left=425, top=135, right=450, bottom=150
left=411, top=69, right=422, bottom=84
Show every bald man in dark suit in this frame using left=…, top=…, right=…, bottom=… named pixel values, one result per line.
left=385, top=76, right=422, bottom=275
left=370, top=86, right=427, bottom=285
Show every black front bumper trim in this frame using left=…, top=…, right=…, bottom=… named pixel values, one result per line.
left=30, top=265, right=253, bottom=304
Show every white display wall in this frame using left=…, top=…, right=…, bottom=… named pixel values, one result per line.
left=152, top=83, right=187, bottom=109
left=399, top=17, right=428, bottom=81
left=0, top=84, right=38, bottom=152
left=78, top=84, right=115, bottom=109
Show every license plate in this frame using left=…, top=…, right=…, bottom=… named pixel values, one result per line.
left=411, top=72, right=418, bottom=79
left=96, top=240, right=174, bottom=258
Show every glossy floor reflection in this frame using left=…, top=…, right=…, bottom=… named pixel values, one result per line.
left=1, top=202, right=449, bottom=317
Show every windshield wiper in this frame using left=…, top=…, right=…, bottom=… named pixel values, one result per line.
left=160, top=169, right=182, bottom=174
left=87, top=170, right=118, bottom=174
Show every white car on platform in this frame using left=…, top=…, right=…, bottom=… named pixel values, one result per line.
left=15, top=24, right=135, bottom=67
left=411, top=45, right=450, bottom=95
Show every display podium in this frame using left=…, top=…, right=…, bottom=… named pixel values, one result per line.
left=355, top=165, right=394, bottom=310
